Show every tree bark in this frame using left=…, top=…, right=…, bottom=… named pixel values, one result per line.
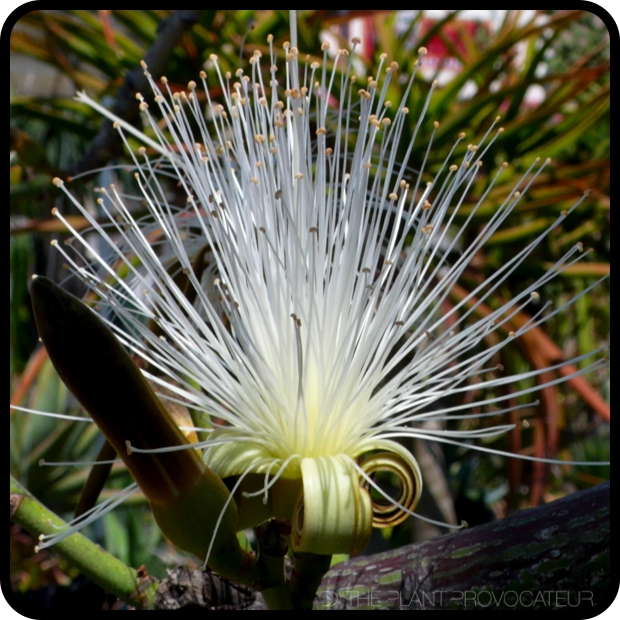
left=308, top=482, right=611, bottom=610
left=240, top=483, right=611, bottom=610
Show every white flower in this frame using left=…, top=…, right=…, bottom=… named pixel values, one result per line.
left=46, top=38, right=607, bottom=557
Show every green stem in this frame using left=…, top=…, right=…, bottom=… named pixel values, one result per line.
left=10, top=474, right=158, bottom=610
left=291, top=552, right=332, bottom=610
left=256, top=520, right=293, bottom=610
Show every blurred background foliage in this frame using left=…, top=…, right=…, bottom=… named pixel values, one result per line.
left=10, top=9, right=610, bottom=595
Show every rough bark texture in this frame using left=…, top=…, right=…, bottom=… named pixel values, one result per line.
left=155, top=567, right=255, bottom=610
left=311, top=483, right=611, bottom=610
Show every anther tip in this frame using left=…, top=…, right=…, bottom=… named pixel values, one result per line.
left=461, top=521, right=469, bottom=529
left=52, top=177, right=64, bottom=187
left=418, top=47, right=428, bottom=55
left=126, top=441, right=132, bottom=456
left=38, top=459, right=44, bottom=467
left=140, top=60, right=148, bottom=70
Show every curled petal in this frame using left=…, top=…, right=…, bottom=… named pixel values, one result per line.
left=292, top=455, right=372, bottom=555
left=360, top=449, right=423, bottom=528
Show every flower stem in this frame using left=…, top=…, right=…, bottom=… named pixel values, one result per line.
left=290, top=552, right=332, bottom=610
left=257, top=520, right=293, bottom=610
left=10, top=474, right=158, bottom=610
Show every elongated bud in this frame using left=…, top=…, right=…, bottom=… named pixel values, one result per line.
left=30, top=277, right=257, bottom=582
left=30, top=277, right=203, bottom=504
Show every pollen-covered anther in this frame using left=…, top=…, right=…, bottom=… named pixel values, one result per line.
left=449, top=165, right=458, bottom=172
left=459, top=132, right=467, bottom=140
left=352, top=37, right=362, bottom=45
left=295, top=173, right=304, bottom=180
left=316, top=127, right=327, bottom=136
left=422, top=225, right=434, bottom=234
left=531, top=292, right=540, bottom=300
left=389, top=193, right=399, bottom=201
left=251, top=178, right=259, bottom=185
left=423, top=201, right=432, bottom=210
left=52, top=177, right=64, bottom=188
